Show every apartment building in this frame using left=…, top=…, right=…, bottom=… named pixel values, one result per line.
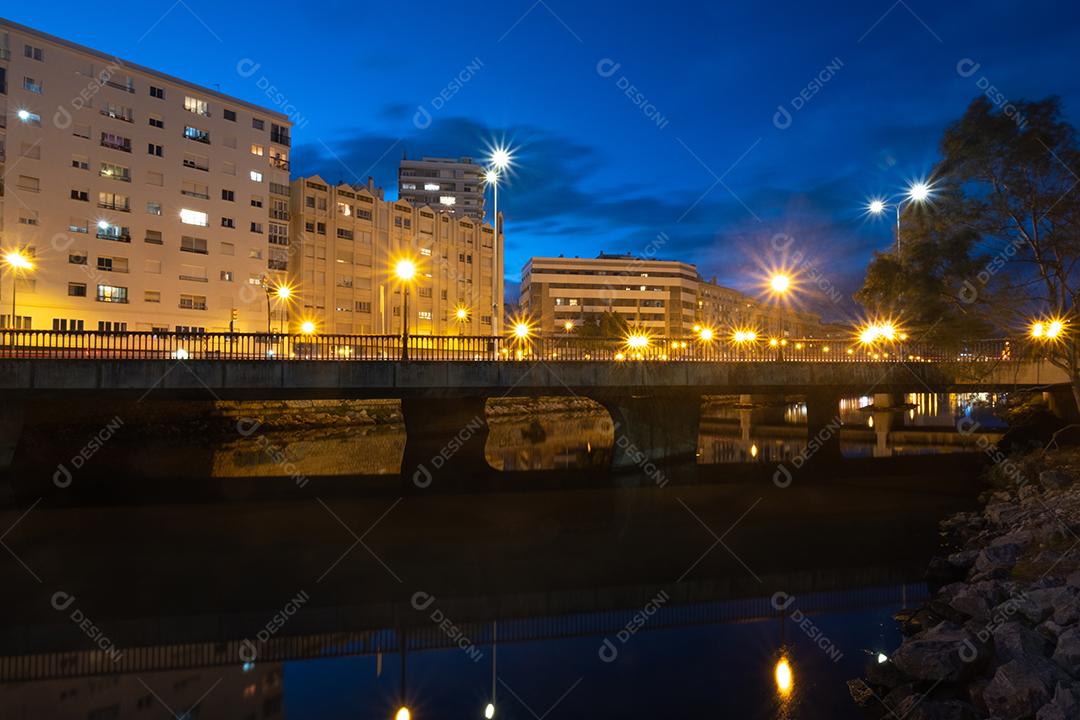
left=0, top=18, right=291, bottom=333
left=520, top=253, right=831, bottom=337
left=287, top=175, right=502, bottom=335
left=397, top=155, right=485, bottom=219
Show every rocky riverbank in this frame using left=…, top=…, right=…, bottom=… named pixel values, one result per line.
left=849, top=448, right=1080, bottom=719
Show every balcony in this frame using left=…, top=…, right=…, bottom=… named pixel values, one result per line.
left=103, top=79, right=134, bottom=93
left=99, top=171, right=131, bottom=182
left=100, top=139, right=132, bottom=153
left=183, top=129, right=210, bottom=144
left=179, top=301, right=207, bottom=310
left=269, top=157, right=290, bottom=171
left=268, top=259, right=288, bottom=271
left=98, top=202, right=131, bottom=212
left=178, top=275, right=208, bottom=283
left=100, top=109, right=133, bottom=123
left=96, top=231, right=131, bottom=243
left=182, top=159, right=209, bottom=172
left=181, top=189, right=209, bottom=200
left=270, top=209, right=290, bottom=220
left=271, top=130, right=290, bottom=146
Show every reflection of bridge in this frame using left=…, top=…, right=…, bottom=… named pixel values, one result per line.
left=0, top=331, right=1068, bottom=478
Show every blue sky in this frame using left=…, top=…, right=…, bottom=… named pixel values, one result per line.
left=10, top=1, right=1080, bottom=318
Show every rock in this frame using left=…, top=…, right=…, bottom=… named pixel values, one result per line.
left=1038, top=619, right=1068, bottom=642
left=929, top=598, right=972, bottom=624
left=891, top=622, right=982, bottom=682
left=983, top=658, right=1070, bottom=720
left=897, top=606, right=943, bottom=637
left=847, top=678, right=875, bottom=707
left=865, top=657, right=908, bottom=689
left=1052, top=587, right=1080, bottom=626
left=896, top=699, right=978, bottom=720
left=975, top=542, right=1025, bottom=577
left=928, top=555, right=965, bottom=590
left=1036, top=684, right=1080, bottom=720
left=1040, top=469, right=1071, bottom=490
left=942, top=582, right=998, bottom=620
left=1066, top=570, right=1080, bottom=591
left=986, top=502, right=1024, bottom=526
left=1020, top=484, right=1042, bottom=502
left=948, top=550, right=979, bottom=574
left=1052, top=627, right=1080, bottom=678
left=993, top=621, right=1051, bottom=664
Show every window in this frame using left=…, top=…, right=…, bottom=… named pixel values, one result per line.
left=316, top=222, right=326, bottom=234
left=148, top=143, right=163, bottom=157
left=356, top=301, right=371, bottom=313
left=70, top=189, right=89, bottom=202
left=337, top=229, right=354, bottom=241
left=179, top=294, right=207, bottom=310
left=223, top=109, right=236, bottom=122
left=73, top=124, right=92, bottom=139
left=220, top=270, right=233, bottom=281
left=182, top=152, right=209, bottom=171
left=252, top=118, right=265, bottom=130
left=250, top=222, right=263, bottom=234
left=17, top=175, right=40, bottom=192
left=418, top=311, right=433, bottom=321
left=221, top=217, right=235, bottom=228
left=16, top=210, right=37, bottom=226
left=271, top=124, right=290, bottom=145
left=53, top=319, right=85, bottom=331
left=251, top=196, right=264, bottom=208
left=24, top=44, right=43, bottom=61
left=180, top=209, right=208, bottom=226
left=97, top=284, right=128, bottom=303
left=69, top=218, right=89, bottom=234
left=68, top=283, right=87, bottom=297
left=69, top=252, right=87, bottom=265
left=101, top=102, right=133, bottom=122
left=145, top=260, right=161, bottom=274
left=418, top=287, right=432, bottom=298
left=145, top=230, right=164, bottom=245
left=269, top=223, right=288, bottom=245
left=184, top=96, right=209, bottom=116
left=147, top=202, right=162, bottom=215
left=18, top=111, right=42, bottom=126
left=250, top=170, right=263, bottom=182
left=147, top=171, right=164, bottom=186
left=98, top=191, right=130, bottom=211
left=100, top=132, right=132, bottom=152
left=222, top=189, right=235, bottom=201
left=71, top=154, right=90, bottom=170
left=440, top=196, right=456, bottom=206
left=221, top=242, right=235, bottom=256
left=222, top=161, right=236, bottom=176
left=181, top=180, right=209, bottom=199
left=100, top=162, right=130, bottom=181
left=145, top=290, right=161, bottom=303
left=250, top=144, right=264, bottom=156
left=183, top=126, right=210, bottom=143
left=148, top=115, right=164, bottom=129
left=305, top=196, right=315, bottom=208
left=420, top=247, right=432, bottom=256
left=23, top=76, right=42, bottom=94
left=98, top=321, right=127, bottom=332
left=180, top=236, right=208, bottom=254
left=149, top=86, right=165, bottom=99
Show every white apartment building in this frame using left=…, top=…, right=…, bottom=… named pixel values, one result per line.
left=288, top=175, right=502, bottom=335
left=397, top=155, right=485, bottom=220
left=0, top=18, right=292, bottom=333
left=521, top=253, right=830, bottom=337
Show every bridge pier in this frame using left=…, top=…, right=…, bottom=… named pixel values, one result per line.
left=400, top=397, right=491, bottom=490
left=804, top=389, right=843, bottom=464
left=595, top=392, right=702, bottom=470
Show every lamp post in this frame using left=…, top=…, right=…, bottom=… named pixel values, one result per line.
left=396, top=259, right=416, bottom=361
left=455, top=306, right=469, bottom=336
left=867, top=180, right=932, bottom=253
left=486, top=145, right=514, bottom=336
left=276, top=285, right=291, bottom=334
left=3, top=250, right=34, bottom=335
left=768, top=273, right=791, bottom=360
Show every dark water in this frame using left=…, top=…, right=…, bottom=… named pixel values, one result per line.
left=0, top=454, right=985, bottom=718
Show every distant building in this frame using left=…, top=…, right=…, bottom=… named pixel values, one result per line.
left=521, top=253, right=832, bottom=337
left=397, top=155, right=485, bottom=219
left=288, top=175, right=502, bottom=335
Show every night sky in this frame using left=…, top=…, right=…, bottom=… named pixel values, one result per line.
left=10, top=1, right=1080, bottom=319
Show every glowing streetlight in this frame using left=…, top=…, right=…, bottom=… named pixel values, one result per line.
left=769, top=273, right=791, bottom=294
left=300, top=320, right=315, bottom=335
left=698, top=327, right=715, bottom=342
left=395, top=708, right=411, bottom=720
left=484, top=703, right=495, bottom=719
left=513, top=321, right=531, bottom=340
left=626, top=333, right=649, bottom=350
left=563, top=320, right=574, bottom=333
left=866, top=179, right=933, bottom=252
left=485, top=143, right=515, bottom=335
left=3, top=250, right=35, bottom=333
left=395, top=258, right=418, bottom=361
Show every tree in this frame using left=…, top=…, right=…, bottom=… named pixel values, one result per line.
left=856, top=96, right=1080, bottom=407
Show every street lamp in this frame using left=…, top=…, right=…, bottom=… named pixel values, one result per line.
left=486, top=144, right=515, bottom=336
left=767, top=272, right=792, bottom=357
left=395, top=259, right=417, bottom=361
left=275, top=284, right=292, bottom=333
left=866, top=179, right=934, bottom=252
left=455, top=305, right=469, bottom=335
left=3, top=250, right=34, bottom=333
left=300, top=320, right=315, bottom=335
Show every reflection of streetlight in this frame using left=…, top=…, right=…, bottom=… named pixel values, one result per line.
left=775, top=657, right=793, bottom=696
left=395, top=259, right=417, bottom=361
left=3, top=250, right=34, bottom=333
left=395, top=708, right=410, bottom=720
left=866, top=179, right=934, bottom=252
left=484, top=703, right=495, bottom=718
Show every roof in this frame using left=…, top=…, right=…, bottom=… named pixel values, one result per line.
left=0, top=16, right=290, bottom=123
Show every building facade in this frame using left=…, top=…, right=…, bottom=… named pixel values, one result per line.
left=521, top=253, right=832, bottom=337
left=0, top=18, right=292, bottom=333
left=397, top=155, right=485, bottom=219
left=287, top=175, right=502, bottom=336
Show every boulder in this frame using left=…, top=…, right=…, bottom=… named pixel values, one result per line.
left=983, top=658, right=1070, bottom=720
left=894, top=698, right=977, bottom=720
left=975, top=543, right=1024, bottom=577
left=846, top=678, right=875, bottom=708
left=992, top=621, right=1051, bottom=664
left=891, top=622, right=982, bottom=682
left=1036, top=684, right=1080, bottom=720
left=1052, top=627, right=1080, bottom=678
left=985, top=502, right=1024, bottom=526
left=1020, top=484, right=1042, bottom=502
left=1040, top=469, right=1071, bottom=490
left=1052, top=587, right=1080, bottom=626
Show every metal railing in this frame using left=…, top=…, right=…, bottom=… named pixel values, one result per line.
left=0, top=331, right=1018, bottom=362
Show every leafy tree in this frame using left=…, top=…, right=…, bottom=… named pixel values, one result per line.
left=856, top=96, right=1080, bottom=407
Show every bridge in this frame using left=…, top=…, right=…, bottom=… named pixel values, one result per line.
left=0, top=331, right=1070, bottom=481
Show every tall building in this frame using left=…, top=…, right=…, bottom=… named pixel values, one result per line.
left=287, top=175, right=503, bottom=335
left=0, top=18, right=292, bottom=333
left=520, top=253, right=830, bottom=337
left=397, top=155, right=485, bottom=219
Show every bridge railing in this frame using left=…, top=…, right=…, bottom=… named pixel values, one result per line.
left=0, top=330, right=1016, bottom=362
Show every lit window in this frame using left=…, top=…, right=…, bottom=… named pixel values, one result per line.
left=250, top=144, right=264, bottom=156
left=17, top=110, right=41, bottom=125
left=420, top=248, right=432, bottom=256
left=418, top=311, right=432, bottom=320
left=424, top=183, right=440, bottom=191
left=184, top=96, right=210, bottom=116
left=250, top=171, right=263, bottom=182
left=180, top=209, right=209, bottom=226
left=440, top=196, right=456, bottom=205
